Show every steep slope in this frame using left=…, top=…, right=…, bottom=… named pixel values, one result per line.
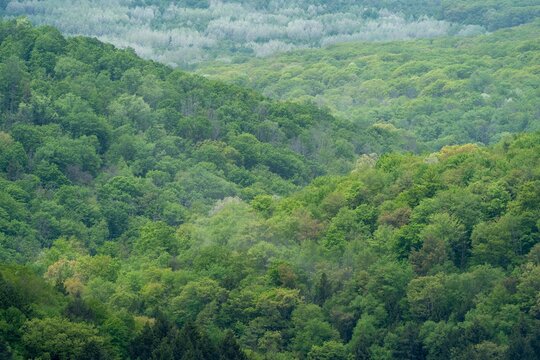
left=3, top=129, right=540, bottom=358
left=199, top=21, right=540, bottom=151
left=0, top=18, right=364, bottom=262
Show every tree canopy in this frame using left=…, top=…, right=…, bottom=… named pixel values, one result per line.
left=0, top=12, right=539, bottom=360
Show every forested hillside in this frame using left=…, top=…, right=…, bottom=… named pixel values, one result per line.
left=200, top=21, right=540, bottom=150
left=3, top=103, right=540, bottom=358
left=0, top=17, right=368, bottom=264
left=4, top=0, right=538, bottom=67
left=1, top=2, right=540, bottom=359
left=2, top=0, right=487, bottom=67
left=0, top=17, right=539, bottom=360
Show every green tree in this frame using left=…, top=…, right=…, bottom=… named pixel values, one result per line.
left=219, top=330, right=248, bottom=360
left=22, top=317, right=110, bottom=359
left=471, top=214, right=536, bottom=268
left=307, top=341, right=351, bottom=360
left=407, top=275, right=450, bottom=322
left=0, top=56, right=29, bottom=113
left=0, top=132, right=27, bottom=179
left=291, top=304, right=339, bottom=357
left=314, top=272, right=332, bottom=306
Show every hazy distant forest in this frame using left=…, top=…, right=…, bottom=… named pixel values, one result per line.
left=0, top=1, right=539, bottom=359
left=0, top=0, right=500, bottom=67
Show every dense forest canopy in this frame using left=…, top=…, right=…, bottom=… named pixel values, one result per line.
left=1, top=0, right=491, bottom=67
left=0, top=16, right=371, bottom=262
left=200, top=21, right=540, bottom=150
left=0, top=2, right=539, bottom=360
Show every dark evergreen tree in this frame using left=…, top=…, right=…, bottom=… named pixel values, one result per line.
left=79, top=340, right=109, bottom=360
left=65, top=294, right=96, bottom=322
left=0, top=338, right=12, bottom=360
left=507, top=317, right=540, bottom=360
left=129, top=323, right=159, bottom=360
left=219, top=331, right=248, bottom=360
left=0, top=273, right=21, bottom=309
left=391, top=323, right=426, bottom=360
left=314, top=272, right=332, bottom=306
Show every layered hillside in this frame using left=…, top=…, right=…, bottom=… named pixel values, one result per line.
left=3, top=126, right=540, bottom=358
left=0, top=0, right=487, bottom=67
left=0, top=12, right=539, bottom=360
left=4, top=0, right=539, bottom=67
left=0, top=17, right=368, bottom=263
left=199, top=21, right=540, bottom=151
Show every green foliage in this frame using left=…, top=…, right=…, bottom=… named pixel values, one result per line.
left=22, top=317, right=111, bottom=359
left=4, top=0, right=492, bottom=68
left=200, top=21, right=540, bottom=151
left=7, top=0, right=539, bottom=69
left=0, top=15, right=539, bottom=360
left=0, top=18, right=361, bottom=254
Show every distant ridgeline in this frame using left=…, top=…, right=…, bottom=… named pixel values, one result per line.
left=122, top=0, right=540, bottom=30
left=0, top=17, right=540, bottom=360
left=200, top=20, right=540, bottom=150
left=3, top=0, right=531, bottom=67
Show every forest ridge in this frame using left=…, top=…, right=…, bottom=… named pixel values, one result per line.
left=4, top=0, right=539, bottom=67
